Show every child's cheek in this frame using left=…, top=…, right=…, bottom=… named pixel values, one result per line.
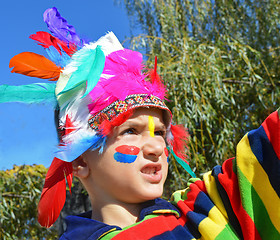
left=114, top=145, right=140, bottom=163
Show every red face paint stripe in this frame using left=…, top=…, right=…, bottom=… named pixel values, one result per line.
left=164, top=147, right=169, bottom=157
left=115, top=145, right=140, bottom=155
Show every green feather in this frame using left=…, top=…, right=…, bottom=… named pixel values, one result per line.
left=168, top=147, right=196, bottom=178
left=0, top=83, right=57, bottom=104
left=59, top=45, right=105, bottom=98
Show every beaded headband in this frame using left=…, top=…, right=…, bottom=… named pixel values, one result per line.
left=89, top=94, right=171, bottom=130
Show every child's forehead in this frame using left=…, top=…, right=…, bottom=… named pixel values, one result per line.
left=124, top=107, right=166, bottom=126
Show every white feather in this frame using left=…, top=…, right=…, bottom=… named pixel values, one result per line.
left=87, top=31, right=123, bottom=56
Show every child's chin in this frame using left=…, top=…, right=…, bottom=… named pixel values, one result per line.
left=141, top=188, right=164, bottom=201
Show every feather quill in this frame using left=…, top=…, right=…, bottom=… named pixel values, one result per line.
left=38, top=157, right=73, bottom=228
left=43, top=7, right=83, bottom=46
left=59, top=45, right=105, bottom=97
left=9, top=52, right=61, bottom=81
left=0, top=83, right=56, bottom=104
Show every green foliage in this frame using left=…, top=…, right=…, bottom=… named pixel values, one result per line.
left=118, top=0, right=280, bottom=193
left=0, top=165, right=58, bottom=239
left=1, top=1, right=280, bottom=235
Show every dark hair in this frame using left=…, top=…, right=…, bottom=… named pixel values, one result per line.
left=54, top=105, right=63, bottom=142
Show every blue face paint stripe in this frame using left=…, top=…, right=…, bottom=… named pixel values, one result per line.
left=114, top=152, right=137, bottom=163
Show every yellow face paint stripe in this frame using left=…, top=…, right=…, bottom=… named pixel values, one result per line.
left=148, top=115, right=155, bottom=137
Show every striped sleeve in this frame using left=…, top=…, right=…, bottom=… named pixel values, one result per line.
left=237, top=109, right=280, bottom=238
left=213, top=109, right=280, bottom=239
left=171, top=109, right=280, bottom=240
left=171, top=178, right=240, bottom=239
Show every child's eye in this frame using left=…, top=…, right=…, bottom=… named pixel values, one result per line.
left=122, top=128, right=137, bottom=135
left=154, top=130, right=166, bottom=138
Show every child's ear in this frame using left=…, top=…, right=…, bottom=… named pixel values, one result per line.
left=72, top=155, right=89, bottom=179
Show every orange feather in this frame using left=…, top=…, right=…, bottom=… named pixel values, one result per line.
left=9, top=52, right=61, bottom=81
left=37, top=157, right=73, bottom=228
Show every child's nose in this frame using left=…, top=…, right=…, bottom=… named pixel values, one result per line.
left=142, top=136, right=164, bottom=161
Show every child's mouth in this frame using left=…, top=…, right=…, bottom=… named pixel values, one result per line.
left=140, top=164, right=162, bottom=183
left=141, top=167, right=157, bottom=174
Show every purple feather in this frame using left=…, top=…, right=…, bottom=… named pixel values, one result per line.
left=43, top=7, right=83, bottom=46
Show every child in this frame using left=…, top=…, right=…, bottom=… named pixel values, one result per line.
left=1, top=7, right=279, bottom=240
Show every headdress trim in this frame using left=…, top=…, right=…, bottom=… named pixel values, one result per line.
left=88, top=94, right=170, bottom=130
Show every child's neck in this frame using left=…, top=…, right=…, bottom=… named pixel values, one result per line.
left=91, top=200, right=142, bottom=228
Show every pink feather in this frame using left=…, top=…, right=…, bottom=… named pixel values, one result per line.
left=88, top=49, right=167, bottom=115
left=100, top=49, right=146, bottom=99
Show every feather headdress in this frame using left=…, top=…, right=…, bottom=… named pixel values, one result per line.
left=1, top=7, right=195, bottom=228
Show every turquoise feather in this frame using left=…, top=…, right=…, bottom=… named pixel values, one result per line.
left=168, top=147, right=196, bottom=178
left=0, top=83, right=56, bottom=104
left=59, top=45, right=105, bottom=98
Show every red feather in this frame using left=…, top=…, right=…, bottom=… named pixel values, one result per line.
left=38, top=157, right=73, bottom=228
left=149, top=56, right=161, bottom=84
left=38, top=116, right=82, bottom=227
left=9, top=52, right=61, bottom=81
left=148, top=56, right=167, bottom=97
left=64, top=114, right=76, bottom=136
left=30, top=31, right=76, bottom=56
left=170, top=124, right=189, bottom=162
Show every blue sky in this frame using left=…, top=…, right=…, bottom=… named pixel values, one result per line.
left=0, top=1, right=132, bottom=170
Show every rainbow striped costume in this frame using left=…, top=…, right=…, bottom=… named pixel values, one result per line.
left=61, top=109, right=280, bottom=239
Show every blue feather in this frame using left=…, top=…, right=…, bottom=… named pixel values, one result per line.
left=46, top=46, right=70, bottom=68
left=55, top=134, right=106, bottom=162
left=0, top=83, right=56, bottom=104
left=59, top=45, right=105, bottom=98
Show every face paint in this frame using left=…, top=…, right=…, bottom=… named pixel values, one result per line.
left=164, top=147, right=169, bottom=163
left=164, top=147, right=169, bottom=157
left=148, top=115, right=155, bottom=137
left=114, top=145, right=140, bottom=163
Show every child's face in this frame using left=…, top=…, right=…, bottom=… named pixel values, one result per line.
left=84, top=107, right=169, bottom=204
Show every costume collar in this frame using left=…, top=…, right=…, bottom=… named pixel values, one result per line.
left=62, top=198, right=180, bottom=240
left=138, top=198, right=181, bottom=220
